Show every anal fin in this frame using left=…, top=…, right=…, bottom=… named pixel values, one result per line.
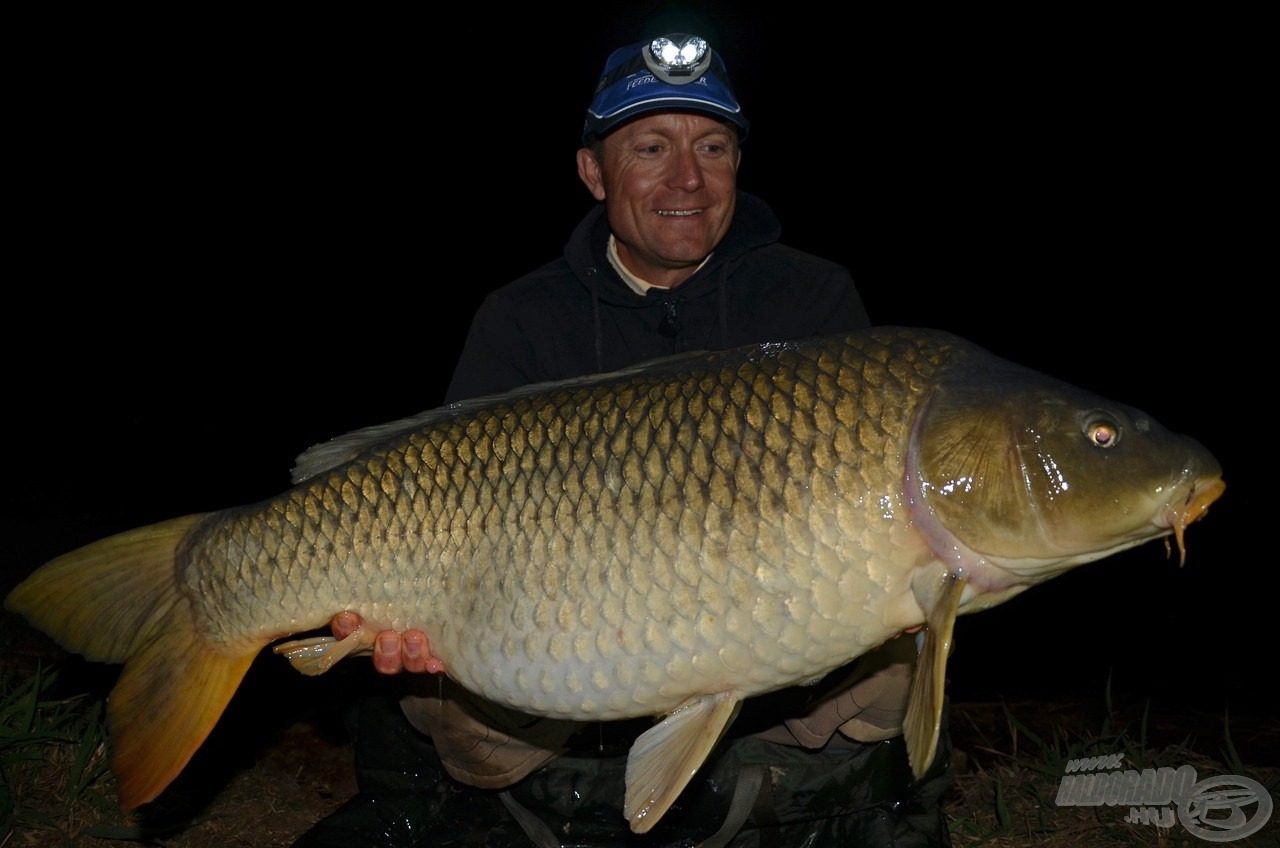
left=624, top=692, right=742, bottom=834
left=273, top=623, right=377, bottom=675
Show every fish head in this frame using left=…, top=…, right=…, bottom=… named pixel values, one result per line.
left=910, top=355, right=1224, bottom=592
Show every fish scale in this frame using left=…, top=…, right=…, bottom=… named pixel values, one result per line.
left=5, top=327, right=1224, bottom=834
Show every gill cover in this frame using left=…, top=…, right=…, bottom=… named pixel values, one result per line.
left=913, top=353, right=1217, bottom=565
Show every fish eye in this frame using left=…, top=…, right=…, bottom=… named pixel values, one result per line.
left=1084, top=416, right=1121, bottom=448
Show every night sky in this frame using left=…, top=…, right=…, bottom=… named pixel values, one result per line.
left=5, top=5, right=1268, bottom=739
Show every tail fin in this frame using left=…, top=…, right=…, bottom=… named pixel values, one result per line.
left=5, top=514, right=264, bottom=810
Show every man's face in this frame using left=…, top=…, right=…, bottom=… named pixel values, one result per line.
left=577, top=112, right=741, bottom=288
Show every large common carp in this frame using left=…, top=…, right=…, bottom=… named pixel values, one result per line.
left=5, top=327, right=1223, bottom=834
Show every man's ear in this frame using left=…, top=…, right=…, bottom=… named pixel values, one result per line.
left=576, top=147, right=607, bottom=201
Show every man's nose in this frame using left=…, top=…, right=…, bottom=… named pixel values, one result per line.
left=666, top=148, right=705, bottom=190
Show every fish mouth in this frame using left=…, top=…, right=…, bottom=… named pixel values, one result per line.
left=1167, top=477, right=1226, bottom=566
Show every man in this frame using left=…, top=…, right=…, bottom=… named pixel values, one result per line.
left=295, top=33, right=953, bottom=848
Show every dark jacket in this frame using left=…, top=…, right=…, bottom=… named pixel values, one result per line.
left=444, top=192, right=870, bottom=403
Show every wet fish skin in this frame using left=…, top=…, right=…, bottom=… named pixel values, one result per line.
left=4, top=326, right=1224, bottom=833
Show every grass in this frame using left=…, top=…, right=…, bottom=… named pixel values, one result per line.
left=0, top=656, right=1275, bottom=847
left=0, top=662, right=118, bottom=846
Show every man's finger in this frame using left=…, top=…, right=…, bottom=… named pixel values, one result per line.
left=401, top=630, right=429, bottom=673
left=374, top=632, right=405, bottom=674
left=331, top=610, right=361, bottom=640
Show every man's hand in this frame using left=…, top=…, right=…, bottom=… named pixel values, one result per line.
left=330, top=611, right=446, bottom=675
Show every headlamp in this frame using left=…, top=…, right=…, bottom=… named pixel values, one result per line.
left=643, top=35, right=711, bottom=84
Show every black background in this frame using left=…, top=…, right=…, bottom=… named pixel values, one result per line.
left=4, top=5, right=1269, bottom=738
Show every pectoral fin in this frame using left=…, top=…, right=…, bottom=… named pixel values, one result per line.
left=624, top=692, right=742, bottom=834
left=273, top=624, right=377, bottom=675
left=903, top=571, right=965, bottom=779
